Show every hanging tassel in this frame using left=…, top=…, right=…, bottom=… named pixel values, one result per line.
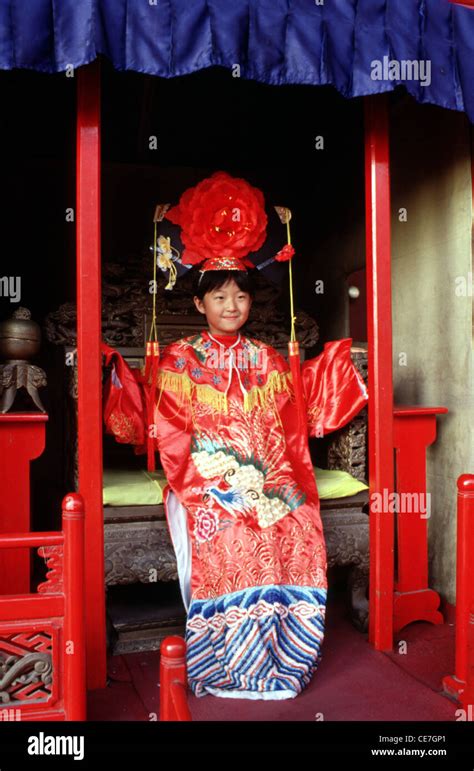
left=275, top=205, right=307, bottom=433
left=143, top=205, right=182, bottom=469
left=288, top=341, right=306, bottom=435
left=145, top=340, right=160, bottom=471
left=144, top=213, right=162, bottom=472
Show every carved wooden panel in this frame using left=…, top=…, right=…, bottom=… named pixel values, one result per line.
left=105, top=520, right=178, bottom=585
left=0, top=623, right=59, bottom=708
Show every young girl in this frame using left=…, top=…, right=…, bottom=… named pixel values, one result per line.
left=103, top=171, right=369, bottom=700
left=152, top=254, right=368, bottom=700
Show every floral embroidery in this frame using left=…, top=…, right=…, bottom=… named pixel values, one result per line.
left=191, top=366, right=203, bottom=379
left=174, top=356, right=186, bottom=370
left=212, top=374, right=222, bottom=385
left=194, top=508, right=219, bottom=544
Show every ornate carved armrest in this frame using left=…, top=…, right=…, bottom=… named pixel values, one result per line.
left=327, top=348, right=368, bottom=482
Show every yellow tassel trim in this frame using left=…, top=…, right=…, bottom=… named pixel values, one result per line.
left=156, top=368, right=293, bottom=414
left=243, top=369, right=293, bottom=412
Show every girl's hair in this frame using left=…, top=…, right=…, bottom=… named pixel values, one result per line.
left=192, top=269, right=255, bottom=300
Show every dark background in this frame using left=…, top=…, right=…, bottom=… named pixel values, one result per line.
left=0, top=58, right=367, bottom=530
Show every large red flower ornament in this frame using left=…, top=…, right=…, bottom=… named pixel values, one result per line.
left=165, top=171, right=268, bottom=265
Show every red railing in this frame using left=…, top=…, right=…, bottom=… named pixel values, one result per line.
left=159, top=636, right=192, bottom=721
left=392, top=406, right=447, bottom=631
left=442, top=474, right=474, bottom=705
left=0, top=413, right=48, bottom=594
left=0, top=493, right=86, bottom=720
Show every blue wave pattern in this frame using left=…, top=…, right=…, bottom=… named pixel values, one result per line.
left=186, top=584, right=327, bottom=699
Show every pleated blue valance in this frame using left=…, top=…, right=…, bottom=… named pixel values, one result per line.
left=1, top=0, right=474, bottom=122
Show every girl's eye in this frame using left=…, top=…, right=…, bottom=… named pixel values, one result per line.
left=213, top=295, right=246, bottom=299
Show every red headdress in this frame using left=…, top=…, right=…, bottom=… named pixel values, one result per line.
left=164, top=170, right=268, bottom=276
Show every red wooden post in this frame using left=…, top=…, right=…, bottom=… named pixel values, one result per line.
left=0, top=413, right=48, bottom=594
left=364, top=95, right=395, bottom=651
left=76, top=60, right=106, bottom=689
left=62, top=493, right=86, bottom=721
left=160, top=636, right=192, bottom=721
left=443, top=474, right=474, bottom=703
left=393, top=406, right=447, bottom=631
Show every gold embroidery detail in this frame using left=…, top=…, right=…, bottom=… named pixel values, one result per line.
left=307, top=404, right=321, bottom=422
left=255, top=494, right=291, bottom=528
left=108, top=412, right=138, bottom=443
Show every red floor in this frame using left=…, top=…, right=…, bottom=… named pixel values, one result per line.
left=87, top=592, right=459, bottom=722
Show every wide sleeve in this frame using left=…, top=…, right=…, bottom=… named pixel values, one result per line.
left=151, top=344, right=197, bottom=495
left=301, top=338, right=368, bottom=437
left=152, top=346, right=192, bottom=433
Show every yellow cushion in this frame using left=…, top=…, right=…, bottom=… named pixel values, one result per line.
left=314, top=467, right=368, bottom=499
left=103, top=468, right=168, bottom=506
left=102, top=466, right=367, bottom=507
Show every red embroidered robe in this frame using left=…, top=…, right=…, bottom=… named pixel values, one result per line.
left=152, top=328, right=368, bottom=700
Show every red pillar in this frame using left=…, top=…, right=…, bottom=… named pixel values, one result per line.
left=76, top=61, right=105, bottom=689
left=364, top=95, right=395, bottom=652
left=0, top=413, right=47, bottom=593
left=62, top=493, right=86, bottom=720
left=443, top=474, right=474, bottom=703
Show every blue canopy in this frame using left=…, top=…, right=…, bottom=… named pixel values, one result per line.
left=1, top=0, right=474, bottom=122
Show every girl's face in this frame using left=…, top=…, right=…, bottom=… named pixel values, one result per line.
left=193, top=278, right=252, bottom=336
